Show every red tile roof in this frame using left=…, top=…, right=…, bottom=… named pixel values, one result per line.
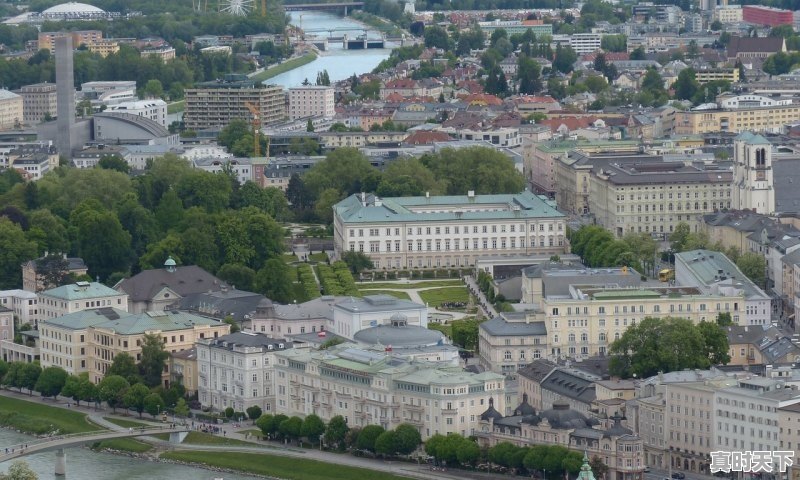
left=404, top=130, right=453, bottom=145
left=538, top=116, right=599, bottom=133
left=459, top=93, right=503, bottom=106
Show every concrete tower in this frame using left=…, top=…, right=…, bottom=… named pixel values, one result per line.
left=732, top=132, right=774, bottom=215
left=55, top=35, right=75, bottom=157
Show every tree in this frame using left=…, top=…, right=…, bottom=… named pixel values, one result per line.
left=717, top=312, right=733, bottom=326
left=673, top=68, right=700, bottom=101
left=553, top=44, right=577, bottom=74
left=629, top=46, right=646, bottom=60
left=98, top=154, right=130, bottom=174
left=457, top=438, right=481, bottom=466
left=16, top=363, right=41, bottom=396
left=394, top=423, right=422, bottom=455
left=174, top=398, right=190, bottom=419
left=144, top=392, right=165, bottom=418
left=300, top=414, right=326, bottom=443
left=341, top=251, right=374, bottom=274
left=143, top=79, right=164, bottom=99
left=225, top=407, right=235, bottom=418
left=0, top=219, right=37, bottom=289
left=139, top=333, right=169, bottom=387
left=324, top=415, right=349, bottom=450
left=375, top=430, right=400, bottom=456
left=424, top=26, right=450, bottom=50
left=124, top=383, right=151, bottom=418
left=697, top=320, right=732, bottom=365
left=279, top=416, right=303, bottom=442
left=306, top=118, right=315, bottom=132
left=255, top=259, right=293, bottom=303
left=34, top=366, right=68, bottom=399
left=217, top=263, right=256, bottom=291
left=246, top=405, right=262, bottom=422
left=421, top=147, right=524, bottom=195
left=70, top=203, right=132, bottom=282
left=736, top=252, right=767, bottom=287
left=1, top=460, right=38, bottom=480
left=33, top=254, right=71, bottom=291
left=356, top=424, right=385, bottom=452
left=590, top=456, right=609, bottom=480
left=107, top=352, right=140, bottom=384
left=518, top=56, right=542, bottom=94
left=99, top=375, right=130, bottom=413
left=710, top=19, right=723, bottom=31
left=669, top=222, right=691, bottom=252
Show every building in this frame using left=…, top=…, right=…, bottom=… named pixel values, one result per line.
left=352, top=320, right=460, bottom=364
left=18, top=82, right=57, bottom=124
left=332, top=191, right=567, bottom=270
left=725, top=324, right=800, bottom=366
left=192, top=157, right=253, bottom=184
left=21, top=255, right=88, bottom=292
left=331, top=295, right=428, bottom=340
left=478, top=19, right=553, bottom=37
left=778, top=402, right=800, bottom=480
left=742, top=5, right=793, bottom=26
left=113, top=259, right=227, bottom=313
left=106, top=99, right=168, bottom=128
left=0, top=307, right=12, bottom=343
left=675, top=249, right=771, bottom=326
left=478, top=313, right=548, bottom=374
left=0, top=89, right=23, bottom=130
left=37, top=281, right=129, bottom=325
left=245, top=296, right=336, bottom=337
left=87, top=39, right=119, bottom=57
left=714, top=5, right=743, bottom=23
left=0, top=290, right=38, bottom=327
left=39, top=307, right=230, bottom=383
left=184, top=75, right=285, bottom=131
left=38, top=30, right=102, bottom=52
left=520, top=264, right=641, bottom=305
left=196, top=331, right=290, bottom=414
left=288, top=86, right=335, bottom=120
left=55, top=35, right=75, bottom=157
left=140, top=45, right=175, bottom=61
left=273, top=343, right=506, bottom=438
left=694, top=68, right=739, bottom=84
left=170, top=347, right=198, bottom=396
left=726, top=36, right=786, bottom=61
left=732, top=132, right=774, bottom=215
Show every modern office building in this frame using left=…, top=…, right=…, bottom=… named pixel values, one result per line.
left=184, top=74, right=285, bottom=131
left=333, top=191, right=567, bottom=270
left=477, top=19, right=553, bottom=37
left=288, top=86, right=335, bottom=120
left=742, top=5, right=793, bottom=26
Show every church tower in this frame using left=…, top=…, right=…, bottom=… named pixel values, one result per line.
left=732, top=132, right=774, bottom=215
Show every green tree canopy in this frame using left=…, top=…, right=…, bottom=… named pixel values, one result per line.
left=99, top=375, right=130, bottom=413
left=34, top=366, right=68, bottom=399
left=736, top=252, right=767, bottom=287
left=139, top=333, right=168, bottom=387
left=355, top=424, right=385, bottom=452
left=323, top=415, right=349, bottom=450
left=123, top=383, right=151, bottom=418
left=421, top=147, right=525, bottom=195
left=300, top=414, right=326, bottom=443
left=0, top=218, right=37, bottom=289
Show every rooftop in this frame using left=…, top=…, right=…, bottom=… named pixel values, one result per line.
left=480, top=315, right=547, bottom=337
left=40, top=281, right=123, bottom=301
left=43, top=307, right=225, bottom=334
left=675, top=249, right=769, bottom=300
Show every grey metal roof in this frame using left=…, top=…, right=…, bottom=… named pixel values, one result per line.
left=480, top=315, right=546, bottom=337
left=115, top=265, right=225, bottom=302
left=206, top=331, right=290, bottom=351
left=353, top=324, right=444, bottom=347
left=540, top=368, right=598, bottom=405
left=179, top=289, right=268, bottom=322
left=675, top=249, right=769, bottom=300
left=43, top=307, right=224, bottom=333
left=335, top=295, right=424, bottom=313
left=41, top=282, right=122, bottom=301
left=518, top=359, right=557, bottom=383
left=273, top=296, right=338, bottom=321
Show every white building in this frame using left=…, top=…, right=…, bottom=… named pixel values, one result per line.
left=181, top=144, right=232, bottom=162
left=37, top=281, right=129, bottom=326
left=192, top=157, right=253, bottom=185
left=0, top=290, right=38, bottom=327
left=333, top=191, right=567, bottom=270
left=288, top=86, right=335, bottom=120
left=106, top=99, right=168, bottom=128
left=569, top=33, right=602, bottom=54
left=675, top=249, right=771, bottom=326
left=732, top=132, right=774, bottom=215
left=273, top=343, right=506, bottom=438
left=718, top=94, right=793, bottom=109
left=196, top=331, right=290, bottom=414
left=332, top=295, right=428, bottom=340
left=714, top=5, right=743, bottom=23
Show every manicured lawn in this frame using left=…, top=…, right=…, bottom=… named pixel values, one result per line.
left=307, top=252, right=328, bottom=263
left=251, top=53, right=317, bottom=83
left=0, top=395, right=101, bottom=434
left=358, top=289, right=411, bottom=300
left=282, top=253, right=298, bottom=263
left=418, top=286, right=470, bottom=308
left=92, top=437, right=153, bottom=453
left=161, top=451, right=412, bottom=480
left=166, top=100, right=185, bottom=114
left=356, top=280, right=463, bottom=289
left=183, top=431, right=257, bottom=446
left=103, top=417, right=152, bottom=429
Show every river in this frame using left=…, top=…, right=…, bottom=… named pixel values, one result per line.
left=265, top=11, right=393, bottom=87
left=0, top=429, right=257, bottom=480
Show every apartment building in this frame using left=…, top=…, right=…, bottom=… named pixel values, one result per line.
left=332, top=191, right=567, bottom=270
left=714, top=5, right=743, bottom=23
left=694, top=68, right=739, bottom=84
left=38, top=281, right=129, bottom=325
left=88, top=39, right=119, bottom=57
left=675, top=102, right=800, bottom=135
left=478, top=312, right=548, bottom=374
left=106, top=99, right=168, bottom=128
left=317, top=131, right=408, bottom=149
left=675, top=250, right=771, bottom=326
left=38, top=30, right=102, bottom=52
left=196, top=331, right=290, bottom=414
left=0, top=89, right=23, bottom=131
left=140, top=45, right=176, bottom=61
left=273, top=344, right=506, bottom=439
left=287, top=86, right=335, bottom=120
left=742, top=5, right=793, bottom=26
left=39, top=308, right=229, bottom=383
left=184, top=75, right=285, bottom=131
left=778, top=402, right=800, bottom=480
left=18, top=82, right=57, bottom=124
left=21, top=255, right=88, bottom=292
left=0, top=307, right=12, bottom=343
left=478, top=19, right=553, bottom=37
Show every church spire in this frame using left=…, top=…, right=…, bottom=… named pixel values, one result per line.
left=577, top=452, right=596, bottom=480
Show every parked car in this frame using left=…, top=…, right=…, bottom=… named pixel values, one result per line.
left=672, top=473, right=686, bottom=479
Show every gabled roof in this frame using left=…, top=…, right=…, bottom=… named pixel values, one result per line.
left=115, top=265, right=225, bottom=302
left=727, top=36, right=785, bottom=57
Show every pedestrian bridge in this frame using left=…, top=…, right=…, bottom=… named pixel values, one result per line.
left=0, top=425, right=189, bottom=475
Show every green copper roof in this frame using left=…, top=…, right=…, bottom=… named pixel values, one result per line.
left=591, top=290, right=662, bottom=300
left=42, top=308, right=224, bottom=334
left=40, top=282, right=123, bottom=301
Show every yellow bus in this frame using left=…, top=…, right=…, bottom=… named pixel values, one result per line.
left=659, top=269, right=674, bottom=282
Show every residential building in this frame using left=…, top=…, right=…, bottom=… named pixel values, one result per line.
left=0, top=90, right=23, bottom=130
left=38, top=30, right=102, bottom=52
left=317, top=131, right=408, bottom=149
left=140, top=45, right=176, bottom=61
left=18, top=82, right=57, bottom=124
left=170, top=347, right=198, bottom=396
left=726, top=324, right=800, bottom=366
left=11, top=155, right=49, bottom=180
left=0, top=290, right=38, bottom=327
left=245, top=296, right=336, bottom=337
left=742, top=5, right=793, bottom=26
left=675, top=249, right=770, bottom=326
left=703, top=210, right=780, bottom=254
left=694, top=68, right=739, bottom=84
left=121, top=144, right=184, bottom=171
left=714, top=5, right=743, bottom=23
left=38, top=281, right=129, bottom=325
left=192, top=157, right=252, bottom=184
left=106, top=99, right=168, bottom=128
left=196, top=331, right=290, bottom=414
left=0, top=306, right=12, bottom=342
left=332, top=191, right=567, bottom=270
left=778, top=402, right=800, bottom=480
left=39, top=308, right=230, bottom=383
left=21, top=255, right=88, bottom=292
left=184, top=75, right=285, bottom=131
left=87, top=39, right=119, bottom=57
left=520, top=361, right=599, bottom=417
left=477, top=19, right=553, bottom=37
left=114, top=258, right=227, bottom=313
left=477, top=313, right=548, bottom=374
left=273, top=343, right=506, bottom=438
left=287, top=86, right=335, bottom=120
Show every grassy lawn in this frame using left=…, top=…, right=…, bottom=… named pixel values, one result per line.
left=167, top=100, right=185, bottom=114
left=428, top=323, right=452, bottom=338
left=92, top=437, right=153, bottom=453
left=0, top=395, right=101, bottom=434
left=282, top=253, right=298, bottom=263
left=308, top=252, right=328, bottom=263
left=161, top=451, right=412, bottom=480
left=103, top=417, right=152, bottom=429
left=356, top=280, right=463, bottom=289
left=358, top=289, right=411, bottom=300
left=238, top=428, right=263, bottom=438
left=251, top=53, right=317, bottom=83
left=418, top=286, right=470, bottom=308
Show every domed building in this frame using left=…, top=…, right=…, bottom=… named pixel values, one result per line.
left=353, top=314, right=460, bottom=364
left=477, top=394, right=644, bottom=480
left=37, top=2, right=118, bottom=21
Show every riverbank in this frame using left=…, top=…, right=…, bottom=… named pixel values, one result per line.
left=251, top=53, right=318, bottom=83
left=349, top=11, right=405, bottom=36
left=0, top=394, right=100, bottom=435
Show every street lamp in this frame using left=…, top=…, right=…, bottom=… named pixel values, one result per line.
left=319, top=434, right=323, bottom=451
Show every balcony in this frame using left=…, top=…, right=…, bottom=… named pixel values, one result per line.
left=442, top=408, right=458, bottom=415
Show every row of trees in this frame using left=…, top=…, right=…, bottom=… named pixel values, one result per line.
left=568, top=226, right=659, bottom=276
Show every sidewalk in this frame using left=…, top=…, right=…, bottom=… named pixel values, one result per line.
left=464, top=275, right=498, bottom=318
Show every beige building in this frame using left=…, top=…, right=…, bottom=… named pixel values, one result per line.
left=333, top=191, right=567, bottom=270
left=675, top=103, right=800, bottom=135
left=39, top=308, right=229, bottom=384
left=273, top=343, right=506, bottom=439
left=317, top=131, right=408, bottom=149
left=694, top=67, right=739, bottom=84
left=184, top=75, right=285, bottom=131
left=0, top=90, right=23, bottom=130
left=714, top=5, right=743, bottom=23
left=38, top=30, right=103, bottom=52
left=21, top=255, right=88, bottom=293
left=18, top=82, right=57, bottom=124
left=477, top=313, right=548, bottom=374
left=88, top=40, right=119, bottom=57
left=170, top=347, right=198, bottom=396
left=779, top=402, right=800, bottom=480
left=38, top=281, right=129, bottom=325
left=287, top=86, right=335, bottom=120
left=141, top=45, right=176, bottom=61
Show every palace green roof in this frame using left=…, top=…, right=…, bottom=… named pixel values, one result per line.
left=40, top=282, right=122, bottom=301
left=42, top=308, right=224, bottom=334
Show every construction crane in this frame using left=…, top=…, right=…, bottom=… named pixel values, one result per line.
left=245, top=101, right=261, bottom=157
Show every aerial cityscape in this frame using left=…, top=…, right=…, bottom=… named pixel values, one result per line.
left=0, top=0, right=799, bottom=478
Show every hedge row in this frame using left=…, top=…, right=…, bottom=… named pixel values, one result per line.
left=297, top=264, right=320, bottom=300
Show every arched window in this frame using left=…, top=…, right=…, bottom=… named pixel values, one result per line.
left=614, top=332, right=620, bottom=340
left=504, top=350, right=512, bottom=361
left=568, top=333, right=576, bottom=343
left=599, top=333, right=607, bottom=342
left=581, top=333, right=588, bottom=342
